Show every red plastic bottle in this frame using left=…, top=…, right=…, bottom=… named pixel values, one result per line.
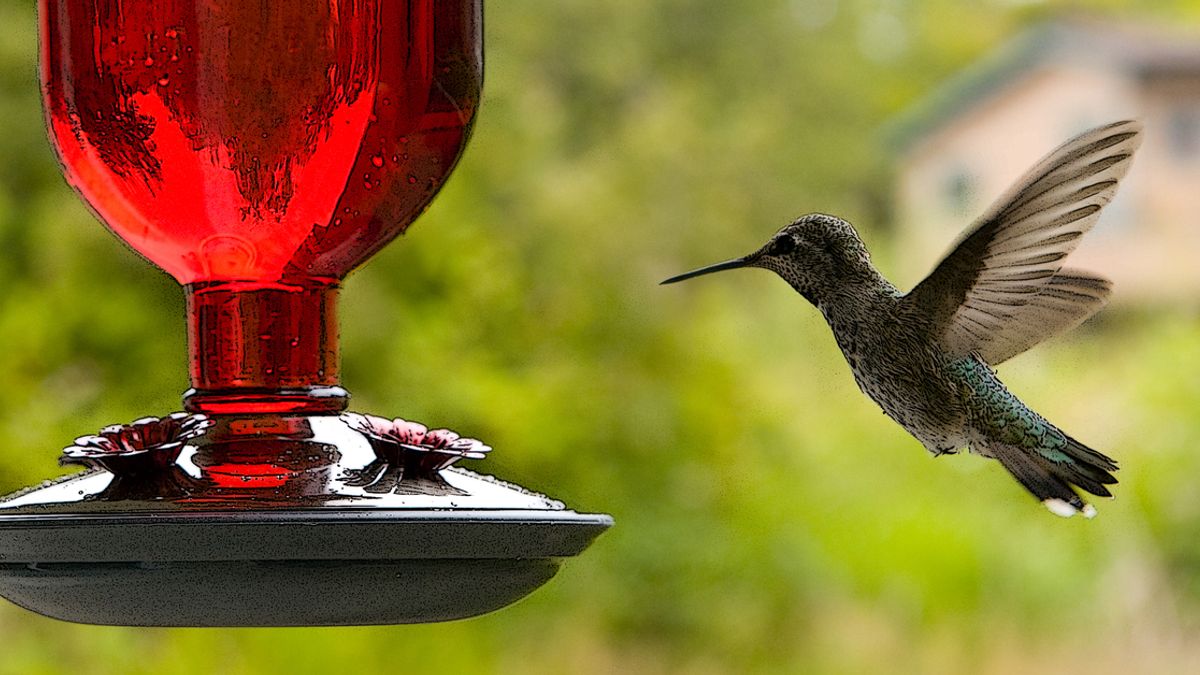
left=40, top=0, right=482, bottom=414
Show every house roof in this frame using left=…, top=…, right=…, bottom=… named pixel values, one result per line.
left=886, top=18, right=1200, bottom=154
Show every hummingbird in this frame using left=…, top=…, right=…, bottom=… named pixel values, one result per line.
left=662, top=120, right=1141, bottom=517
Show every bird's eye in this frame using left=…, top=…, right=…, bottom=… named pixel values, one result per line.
left=768, top=236, right=796, bottom=256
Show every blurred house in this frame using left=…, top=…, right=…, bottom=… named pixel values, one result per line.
left=890, top=18, right=1200, bottom=303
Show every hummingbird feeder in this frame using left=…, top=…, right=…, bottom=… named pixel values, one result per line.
left=0, top=0, right=611, bottom=626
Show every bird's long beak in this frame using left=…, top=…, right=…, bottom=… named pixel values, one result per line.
left=660, top=256, right=751, bottom=285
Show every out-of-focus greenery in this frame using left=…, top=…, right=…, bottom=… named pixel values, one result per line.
left=3, top=1, right=1200, bottom=673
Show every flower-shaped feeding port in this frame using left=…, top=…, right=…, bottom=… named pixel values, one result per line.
left=61, top=413, right=212, bottom=479
left=342, top=412, right=491, bottom=494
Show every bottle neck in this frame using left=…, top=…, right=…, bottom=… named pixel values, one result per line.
left=183, top=280, right=348, bottom=415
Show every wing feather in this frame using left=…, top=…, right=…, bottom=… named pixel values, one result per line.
left=901, top=120, right=1140, bottom=362
left=973, top=271, right=1111, bottom=365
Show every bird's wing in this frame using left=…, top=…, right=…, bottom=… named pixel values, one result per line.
left=972, top=270, right=1111, bottom=365
left=901, top=120, right=1140, bottom=363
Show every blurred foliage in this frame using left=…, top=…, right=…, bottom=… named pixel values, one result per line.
left=3, top=0, right=1200, bottom=673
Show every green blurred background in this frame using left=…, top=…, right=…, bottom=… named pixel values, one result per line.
left=3, top=0, right=1200, bottom=673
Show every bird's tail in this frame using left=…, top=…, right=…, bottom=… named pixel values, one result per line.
left=986, top=434, right=1118, bottom=518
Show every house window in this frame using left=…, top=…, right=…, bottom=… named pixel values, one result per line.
left=1168, top=106, right=1200, bottom=161
left=942, top=167, right=975, bottom=215
left=1093, top=188, right=1133, bottom=236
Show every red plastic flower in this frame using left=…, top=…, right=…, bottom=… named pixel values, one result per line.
left=341, top=412, right=491, bottom=474
left=61, top=412, right=213, bottom=474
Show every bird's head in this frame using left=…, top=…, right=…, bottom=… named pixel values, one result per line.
left=661, top=213, right=873, bottom=305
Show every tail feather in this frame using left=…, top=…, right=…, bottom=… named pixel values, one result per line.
left=987, top=437, right=1118, bottom=518
left=1048, top=434, right=1119, bottom=500
left=1060, top=432, right=1119, bottom=472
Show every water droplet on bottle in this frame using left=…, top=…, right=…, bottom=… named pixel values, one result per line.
left=166, top=29, right=179, bottom=39
left=407, top=175, right=417, bottom=184
left=158, top=76, right=170, bottom=86
left=371, top=156, right=384, bottom=168
left=144, top=56, right=155, bottom=66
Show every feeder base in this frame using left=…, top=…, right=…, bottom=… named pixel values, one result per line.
left=0, top=457, right=611, bottom=626
left=0, top=505, right=609, bottom=626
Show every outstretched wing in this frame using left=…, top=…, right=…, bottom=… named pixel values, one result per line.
left=901, top=120, right=1140, bottom=364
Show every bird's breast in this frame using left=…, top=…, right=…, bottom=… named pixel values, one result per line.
left=826, top=312, right=968, bottom=453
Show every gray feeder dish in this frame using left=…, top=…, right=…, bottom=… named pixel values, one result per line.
left=0, top=415, right=612, bottom=626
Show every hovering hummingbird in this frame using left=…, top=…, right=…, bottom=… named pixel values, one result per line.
left=663, top=120, right=1141, bottom=517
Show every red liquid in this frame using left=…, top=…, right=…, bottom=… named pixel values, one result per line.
left=39, top=0, right=482, bottom=412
